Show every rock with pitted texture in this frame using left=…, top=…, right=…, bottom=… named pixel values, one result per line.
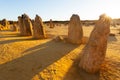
left=79, top=14, right=111, bottom=73
left=68, top=14, right=83, bottom=44
left=33, top=15, right=46, bottom=39
left=18, top=14, right=32, bottom=36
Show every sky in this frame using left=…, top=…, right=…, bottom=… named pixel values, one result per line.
left=0, top=0, right=120, bottom=21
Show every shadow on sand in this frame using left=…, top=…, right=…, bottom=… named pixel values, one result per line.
left=0, top=37, right=37, bottom=45
left=108, top=36, right=117, bottom=42
left=0, top=39, right=79, bottom=80
left=0, top=31, right=20, bottom=38
left=63, top=55, right=100, bottom=80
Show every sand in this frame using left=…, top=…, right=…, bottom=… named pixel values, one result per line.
left=0, top=25, right=120, bottom=80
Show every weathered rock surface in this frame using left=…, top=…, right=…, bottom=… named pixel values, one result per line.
left=79, top=14, right=111, bottom=73
left=18, top=14, right=32, bottom=36
left=33, top=15, right=46, bottom=39
left=11, top=23, right=17, bottom=31
left=68, top=14, right=83, bottom=44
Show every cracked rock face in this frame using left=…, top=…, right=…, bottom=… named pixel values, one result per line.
left=79, top=14, right=111, bottom=73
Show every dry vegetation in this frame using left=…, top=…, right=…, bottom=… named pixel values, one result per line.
left=0, top=23, right=120, bottom=80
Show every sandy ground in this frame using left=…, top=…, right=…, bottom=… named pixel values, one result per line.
left=0, top=25, right=120, bottom=80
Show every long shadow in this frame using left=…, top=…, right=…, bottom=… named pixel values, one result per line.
left=0, top=40, right=78, bottom=80
left=0, top=31, right=20, bottom=38
left=0, top=37, right=36, bottom=45
left=0, top=34, right=23, bottom=38
left=63, top=55, right=100, bottom=80
left=63, top=35, right=118, bottom=80
left=0, top=32, right=42, bottom=45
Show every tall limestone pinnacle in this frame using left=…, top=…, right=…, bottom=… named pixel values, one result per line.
left=33, top=15, right=46, bottom=39
left=68, top=14, right=83, bottom=44
left=79, top=14, right=111, bottom=73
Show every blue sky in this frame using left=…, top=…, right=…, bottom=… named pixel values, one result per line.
left=0, top=0, right=120, bottom=21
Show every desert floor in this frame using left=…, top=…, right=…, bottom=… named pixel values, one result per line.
left=0, top=25, right=120, bottom=80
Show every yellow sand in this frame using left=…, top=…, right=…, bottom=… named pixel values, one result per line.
left=0, top=25, right=120, bottom=80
